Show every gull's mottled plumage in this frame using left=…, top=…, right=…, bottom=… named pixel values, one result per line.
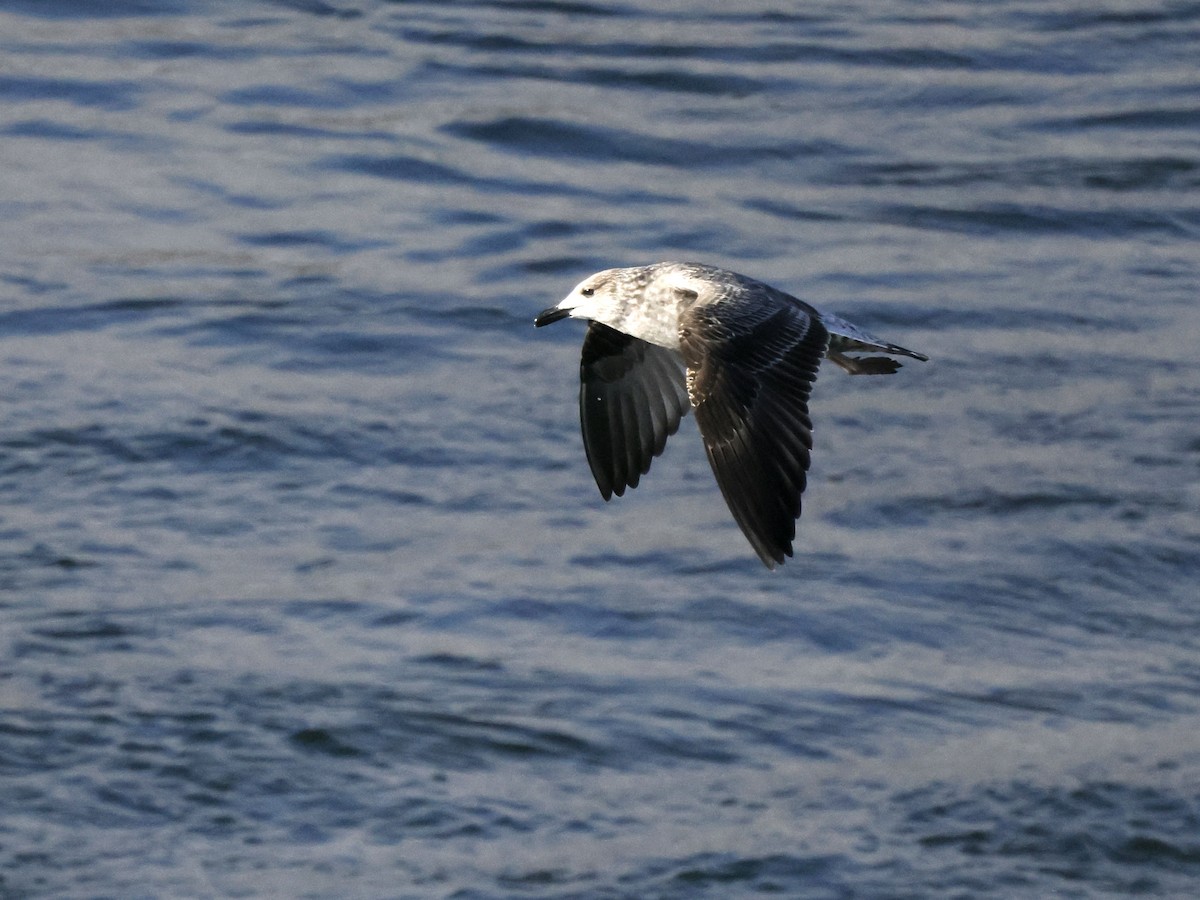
left=535, top=261, right=928, bottom=569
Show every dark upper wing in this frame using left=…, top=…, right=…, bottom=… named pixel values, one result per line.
left=579, top=322, right=690, bottom=500
left=679, top=298, right=829, bottom=568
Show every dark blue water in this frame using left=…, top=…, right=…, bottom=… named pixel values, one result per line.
left=2, top=1, right=1199, bottom=897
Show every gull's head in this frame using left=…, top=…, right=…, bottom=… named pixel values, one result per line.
left=535, top=263, right=703, bottom=349
left=534, top=268, right=630, bottom=330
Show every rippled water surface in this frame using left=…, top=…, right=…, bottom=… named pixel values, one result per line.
left=2, top=1, right=1199, bottom=897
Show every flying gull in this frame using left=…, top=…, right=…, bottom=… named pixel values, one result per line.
left=535, top=262, right=928, bottom=569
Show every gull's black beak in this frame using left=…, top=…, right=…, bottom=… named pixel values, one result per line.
left=534, top=306, right=571, bottom=327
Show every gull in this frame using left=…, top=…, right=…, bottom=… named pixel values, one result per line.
left=535, top=262, right=928, bottom=569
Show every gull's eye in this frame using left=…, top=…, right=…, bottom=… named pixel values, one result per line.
left=580, top=287, right=595, bottom=297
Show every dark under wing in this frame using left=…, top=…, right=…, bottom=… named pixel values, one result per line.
left=579, top=322, right=690, bottom=500
left=680, top=301, right=829, bottom=569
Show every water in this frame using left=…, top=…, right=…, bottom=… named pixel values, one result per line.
left=2, top=1, right=1199, bottom=897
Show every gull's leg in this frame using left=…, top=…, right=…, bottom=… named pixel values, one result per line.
left=827, top=351, right=902, bottom=375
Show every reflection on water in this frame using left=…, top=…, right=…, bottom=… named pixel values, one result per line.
left=1, top=1, right=1199, bottom=897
